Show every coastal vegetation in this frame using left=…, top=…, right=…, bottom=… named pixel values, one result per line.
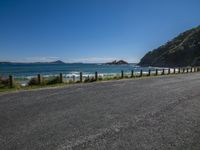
left=28, top=76, right=61, bottom=86
left=0, top=77, right=10, bottom=88
left=1, top=67, right=199, bottom=92
left=139, top=25, right=200, bottom=67
left=28, top=78, right=39, bottom=86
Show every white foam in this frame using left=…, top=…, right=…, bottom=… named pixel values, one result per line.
left=21, top=83, right=27, bottom=87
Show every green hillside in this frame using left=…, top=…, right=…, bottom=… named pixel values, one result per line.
left=139, top=25, right=200, bottom=67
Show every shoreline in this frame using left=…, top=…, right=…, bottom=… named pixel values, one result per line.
left=0, top=68, right=199, bottom=93
left=2, top=70, right=166, bottom=87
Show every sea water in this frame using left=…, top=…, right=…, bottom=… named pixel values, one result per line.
left=0, top=63, right=159, bottom=84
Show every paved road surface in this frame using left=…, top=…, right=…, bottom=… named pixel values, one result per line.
left=1, top=73, right=200, bottom=150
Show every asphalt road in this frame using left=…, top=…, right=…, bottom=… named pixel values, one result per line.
left=1, top=73, right=200, bottom=150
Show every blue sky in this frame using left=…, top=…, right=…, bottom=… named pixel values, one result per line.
left=0, top=0, right=200, bottom=63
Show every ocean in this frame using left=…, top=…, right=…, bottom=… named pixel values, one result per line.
left=0, top=63, right=158, bottom=83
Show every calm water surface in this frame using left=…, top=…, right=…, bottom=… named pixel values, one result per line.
left=0, top=63, right=158, bottom=79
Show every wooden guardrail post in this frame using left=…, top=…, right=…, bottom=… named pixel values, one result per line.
left=174, top=68, right=176, bottom=74
left=183, top=68, right=185, bottom=73
left=59, top=73, right=63, bottom=83
left=9, top=75, right=14, bottom=88
left=168, top=68, right=170, bottom=74
left=95, top=72, right=98, bottom=81
left=131, top=70, right=134, bottom=78
left=140, top=70, right=143, bottom=77
left=37, top=74, right=41, bottom=84
left=162, top=69, right=165, bottom=75
left=80, top=72, right=82, bottom=82
left=155, top=69, right=158, bottom=76
left=121, top=70, right=124, bottom=78
left=178, top=68, right=180, bottom=74
left=148, top=69, right=151, bottom=76
left=187, top=68, right=189, bottom=73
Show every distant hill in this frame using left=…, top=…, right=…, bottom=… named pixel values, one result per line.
left=0, top=60, right=66, bottom=64
left=106, top=60, right=128, bottom=65
left=139, top=25, right=200, bottom=67
left=0, top=62, right=12, bottom=64
left=47, top=60, right=65, bottom=64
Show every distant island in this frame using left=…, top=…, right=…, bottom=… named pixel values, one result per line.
left=0, top=60, right=66, bottom=64
left=47, top=60, right=65, bottom=64
left=106, top=60, right=128, bottom=65
left=139, top=25, right=200, bottom=67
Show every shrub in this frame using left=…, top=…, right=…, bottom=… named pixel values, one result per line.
left=84, top=77, right=96, bottom=83
left=113, top=76, right=120, bottom=80
left=28, top=78, right=39, bottom=86
left=124, top=75, right=129, bottom=78
left=98, top=76, right=103, bottom=81
left=68, top=80, right=74, bottom=84
left=0, top=77, right=9, bottom=87
left=46, top=76, right=60, bottom=85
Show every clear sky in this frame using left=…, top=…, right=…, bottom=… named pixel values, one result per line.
left=0, top=0, right=200, bottom=63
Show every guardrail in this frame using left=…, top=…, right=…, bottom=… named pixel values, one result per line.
left=5, top=67, right=200, bottom=88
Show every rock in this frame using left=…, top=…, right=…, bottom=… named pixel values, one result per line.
left=106, top=60, right=128, bottom=65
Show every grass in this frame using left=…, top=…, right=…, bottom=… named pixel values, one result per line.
left=0, top=82, right=69, bottom=93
